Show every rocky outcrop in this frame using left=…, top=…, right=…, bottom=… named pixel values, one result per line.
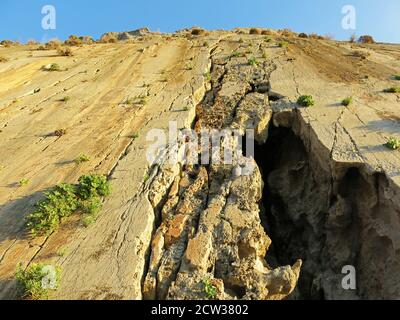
left=142, top=39, right=301, bottom=300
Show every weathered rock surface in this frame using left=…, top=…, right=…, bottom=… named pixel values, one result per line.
left=1, top=29, right=400, bottom=300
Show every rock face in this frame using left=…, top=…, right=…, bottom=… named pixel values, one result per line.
left=1, top=28, right=400, bottom=300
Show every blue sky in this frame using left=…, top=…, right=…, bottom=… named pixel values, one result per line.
left=1, top=0, right=399, bottom=43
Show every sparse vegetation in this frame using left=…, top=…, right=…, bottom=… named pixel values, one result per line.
left=203, top=41, right=209, bottom=47
left=57, top=247, right=67, bottom=257
left=143, top=172, right=150, bottom=183
left=0, top=56, right=8, bottom=63
left=42, top=63, right=61, bottom=72
left=124, top=95, right=147, bottom=106
left=186, top=62, right=194, bottom=70
left=264, top=36, right=272, bottom=42
left=394, top=74, right=400, bottom=81
left=15, top=263, right=61, bottom=300
left=64, top=35, right=82, bottom=46
left=298, top=33, right=308, bottom=38
left=383, top=87, right=400, bottom=93
left=26, top=174, right=111, bottom=236
left=57, top=47, right=73, bottom=57
left=132, top=132, right=139, bottom=140
left=203, top=70, right=211, bottom=81
left=249, top=28, right=261, bottom=35
left=278, top=41, right=288, bottom=48
left=352, top=50, right=370, bottom=59
left=358, top=35, right=375, bottom=44
left=54, top=129, right=67, bottom=137
left=44, top=39, right=62, bottom=50
left=203, top=279, right=217, bottom=299
left=386, top=137, right=400, bottom=150
left=297, top=95, right=315, bottom=107
left=191, top=28, right=206, bottom=36
left=19, top=178, right=30, bottom=187
left=247, top=57, right=259, bottom=66
left=60, top=96, right=70, bottom=102
left=75, top=154, right=91, bottom=164
left=27, top=39, right=38, bottom=46
left=341, top=96, right=353, bottom=106
left=229, top=51, right=242, bottom=58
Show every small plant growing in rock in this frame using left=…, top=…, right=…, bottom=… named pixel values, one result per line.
left=238, top=38, right=244, bottom=43
left=19, top=178, right=30, bottom=187
left=143, top=172, right=150, bottom=183
left=26, top=175, right=111, bottom=236
left=383, top=87, right=400, bottom=93
left=247, top=57, right=259, bottom=66
left=278, top=41, right=288, bottom=48
left=42, top=63, right=60, bottom=72
left=0, top=56, right=8, bottom=63
left=132, top=132, right=139, bottom=140
left=203, top=279, right=217, bottom=299
left=230, top=51, right=241, bottom=58
left=297, top=95, right=315, bottom=107
left=386, top=137, right=400, bottom=150
left=186, top=62, right=194, bottom=70
left=203, top=41, right=209, bottom=47
left=341, top=96, right=353, bottom=106
left=57, top=247, right=67, bottom=257
left=15, top=263, right=61, bottom=300
left=54, top=129, right=66, bottom=137
left=75, top=154, right=90, bottom=164
left=60, top=96, right=70, bottom=102
left=264, top=36, right=272, bottom=42
left=394, top=74, right=400, bottom=80
left=203, top=70, right=211, bottom=81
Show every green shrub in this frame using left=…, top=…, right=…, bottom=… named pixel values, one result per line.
left=394, top=74, right=400, bottom=80
left=278, top=41, right=288, bottom=48
left=203, top=279, right=217, bottom=299
left=77, top=174, right=111, bottom=200
left=26, top=175, right=111, bottom=236
left=386, top=137, right=400, bottom=150
left=61, top=96, right=70, bottom=102
left=341, top=96, right=353, bottom=106
left=247, top=57, right=259, bottom=66
left=230, top=51, right=241, bottom=58
left=384, top=87, right=400, bottom=93
left=42, top=63, right=60, bottom=72
left=203, top=71, right=211, bottom=81
left=15, top=263, right=61, bottom=300
left=297, top=95, right=315, bottom=107
left=75, top=154, right=90, bottom=164
left=19, top=178, right=30, bottom=186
